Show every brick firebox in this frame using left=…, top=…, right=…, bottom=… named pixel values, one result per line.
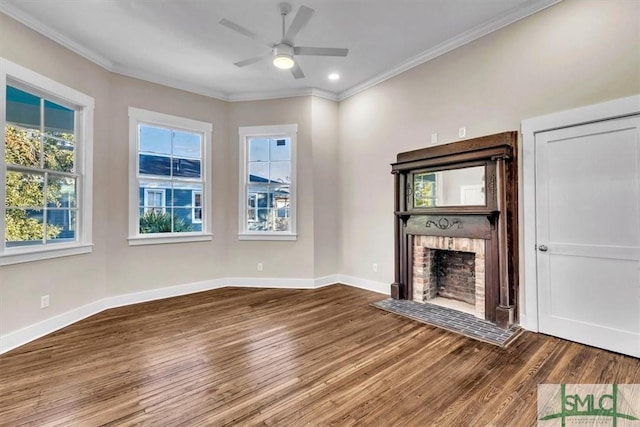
left=412, top=236, right=485, bottom=319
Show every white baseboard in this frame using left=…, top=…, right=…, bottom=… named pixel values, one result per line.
left=0, top=299, right=107, bottom=355
left=0, top=274, right=385, bottom=354
left=336, top=274, right=390, bottom=295
left=108, top=279, right=225, bottom=309
left=228, top=277, right=318, bottom=289
left=314, top=274, right=340, bottom=287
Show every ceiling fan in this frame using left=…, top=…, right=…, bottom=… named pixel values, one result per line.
left=219, top=2, right=349, bottom=79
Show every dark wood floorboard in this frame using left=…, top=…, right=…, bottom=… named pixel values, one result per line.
left=1, top=284, right=638, bottom=426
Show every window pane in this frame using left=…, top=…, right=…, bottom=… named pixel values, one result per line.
left=270, top=161, right=290, bottom=184
left=5, top=208, right=44, bottom=244
left=139, top=180, right=167, bottom=210
left=172, top=208, right=195, bottom=232
left=139, top=210, right=173, bottom=234
left=248, top=208, right=269, bottom=231
left=139, top=125, right=171, bottom=155
left=270, top=138, right=290, bottom=161
left=272, top=209, right=290, bottom=231
left=248, top=187, right=273, bottom=209
left=173, top=158, right=200, bottom=178
left=44, top=99, right=74, bottom=134
left=46, top=209, right=76, bottom=242
left=5, top=125, right=41, bottom=168
left=139, top=154, right=171, bottom=176
left=170, top=183, right=202, bottom=207
left=44, top=134, right=74, bottom=172
left=6, top=86, right=40, bottom=130
left=173, top=131, right=201, bottom=159
left=249, top=162, right=269, bottom=182
left=249, top=138, right=269, bottom=162
left=6, top=171, right=44, bottom=208
left=47, top=176, right=76, bottom=208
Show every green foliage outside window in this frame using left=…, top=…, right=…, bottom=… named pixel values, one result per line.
left=139, top=210, right=193, bottom=234
left=4, top=125, right=74, bottom=242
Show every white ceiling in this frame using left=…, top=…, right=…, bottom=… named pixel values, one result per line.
left=0, top=0, right=561, bottom=101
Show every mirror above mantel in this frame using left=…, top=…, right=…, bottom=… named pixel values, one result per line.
left=410, top=164, right=491, bottom=210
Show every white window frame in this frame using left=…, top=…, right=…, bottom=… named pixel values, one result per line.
left=192, top=190, right=202, bottom=224
left=238, top=124, right=297, bottom=241
left=0, top=58, right=94, bottom=266
left=128, top=107, right=212, bottom=245
left=143, top=188, right=166, bottom=214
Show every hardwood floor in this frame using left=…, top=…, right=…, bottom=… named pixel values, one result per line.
left=1, top=284, right=639, bottom=426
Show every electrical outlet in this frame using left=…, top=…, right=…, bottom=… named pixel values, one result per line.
left=458, top=127, right=466, bottom=138
left=257, top=262, right=263, bottom=272
left=430, top=133, right=438, bottom=145
left=372, top=263, right=378, bottom=273
left=40, top=295, right=50, bottom=309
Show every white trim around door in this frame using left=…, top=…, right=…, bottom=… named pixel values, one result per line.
left=520, top=94, right=640, bottom=332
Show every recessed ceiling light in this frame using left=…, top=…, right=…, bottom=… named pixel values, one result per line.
left=328, top=73, right=340, bottom=81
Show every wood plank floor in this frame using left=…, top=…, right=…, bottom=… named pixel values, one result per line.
left=1, top=284, right=639, bottom=426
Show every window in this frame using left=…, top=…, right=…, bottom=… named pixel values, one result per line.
left=144, top=189, right=165, bottom=214
left=192, top=191, right=202, bottom=224
left=1, top=58, right=94, bottom=266
left=128, top=107, right=212, bottom=245
left=239, top=124, right=297, bottom=240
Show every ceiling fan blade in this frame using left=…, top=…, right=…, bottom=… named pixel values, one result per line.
left=283, top=6, right=314, bottom=44
left=219, top=18, right=275, bottom=48
left=294, top=46, right=349, bottom=57
left=233, top=52, right=271, bottom=67
left=290, top=63, right=305, bottom=79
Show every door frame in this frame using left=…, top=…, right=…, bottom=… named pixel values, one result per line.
left=520, top=94, right=640, bottom=332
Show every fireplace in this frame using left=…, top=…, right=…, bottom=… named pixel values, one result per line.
left=413, top=236, right=484, bottom=318
left=391, top=132, right=518, bottom=328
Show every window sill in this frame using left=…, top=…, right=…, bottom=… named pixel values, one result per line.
left=128, top=233, right=213, bottom=246
left=0, top=243, right=93, bottom=266
left=238, top=233, right=298, bottom=241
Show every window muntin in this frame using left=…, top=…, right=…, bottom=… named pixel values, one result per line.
left=1, top=58, right=94, bottom=265
left=128, top=108, right=211, bottom=244
left=239, top=124, right=297, bottom=240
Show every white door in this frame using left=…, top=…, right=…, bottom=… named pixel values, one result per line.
left=536, top=115, right=640, bottom=357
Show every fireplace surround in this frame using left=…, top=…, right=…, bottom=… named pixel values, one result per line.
left=391, top=132, right=518, bottom=328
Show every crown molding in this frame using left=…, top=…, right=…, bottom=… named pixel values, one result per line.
left=0, top=1, right=114, bottom=70
left=110, top=64, right=231, bottom=101
left=226, top=87, right=338, bottom=102
left=337, top=0, right=563, bottom=101
left=1, top=0, right=562, bottom=103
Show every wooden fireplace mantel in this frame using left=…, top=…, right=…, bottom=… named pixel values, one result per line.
left=390, top=131, right=519, bottom=328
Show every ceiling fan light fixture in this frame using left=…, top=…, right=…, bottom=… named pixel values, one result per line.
left=273, top=54, right=295, bottom=69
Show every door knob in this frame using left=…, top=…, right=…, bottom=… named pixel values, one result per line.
left=538, top=244, right=548, bottom=252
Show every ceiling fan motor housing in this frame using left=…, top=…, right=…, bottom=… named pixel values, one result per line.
left=273, top=43, right=294, bottom=58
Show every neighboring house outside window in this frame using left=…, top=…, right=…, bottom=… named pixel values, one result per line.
left=1, top=58, right=94, bottom=266
left=192, top=191, right=202, bottom=224
left=238, top=124, right=297, bottom=240
left=128, top=107, right=212, bottom=245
